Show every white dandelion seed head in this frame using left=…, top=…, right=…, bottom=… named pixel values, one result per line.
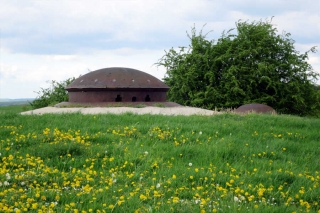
left=156, top=183, right=161, bottom=188
left=144, top=151, right=149, bottom=155
left=189, top=163, right=193, bottom=167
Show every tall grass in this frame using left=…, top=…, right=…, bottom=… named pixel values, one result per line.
left=0, top=108, right=319, bottom=212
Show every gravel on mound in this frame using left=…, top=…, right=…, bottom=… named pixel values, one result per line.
left=20, top=106, right=220, bottom=116
left=55, top=101, right=181, bottom=108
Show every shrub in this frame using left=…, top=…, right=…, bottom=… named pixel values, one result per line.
left=156, top=19, right=320, bottom=116
left=30, top=77, right=76, bottom=109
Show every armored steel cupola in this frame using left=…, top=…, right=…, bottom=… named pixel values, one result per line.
left=65, top=67, right=169, bottom=103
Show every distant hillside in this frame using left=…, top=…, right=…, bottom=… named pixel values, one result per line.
left=0, top=98, right=35, bottom=102
left=0, top=98, right=35, bottom=106
left=0, top=99, right=11, bottom=102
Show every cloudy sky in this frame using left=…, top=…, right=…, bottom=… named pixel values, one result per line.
left=0, top=0, right=319, bottom=99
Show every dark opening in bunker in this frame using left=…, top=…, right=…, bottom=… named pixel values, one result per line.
left=132, top=97, right=137, bottom=102
left=145, top=95, right=150, bottom=102
left=115, top=95, right=122, bottom=102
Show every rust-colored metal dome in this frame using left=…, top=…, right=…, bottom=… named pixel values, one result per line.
left=65, top=67, right=169, bottom=103
left=66, top=67, right=169, bottom=91
left=235, top=103, right=275, bottom=114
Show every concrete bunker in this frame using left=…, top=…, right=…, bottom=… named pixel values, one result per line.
left=65, top=67, right=169, bottom=103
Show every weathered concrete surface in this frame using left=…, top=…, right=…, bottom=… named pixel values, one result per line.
left=21, top=106, right=220, bottom=116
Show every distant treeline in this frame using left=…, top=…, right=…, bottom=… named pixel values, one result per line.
left=0, top=99, right=34, bottom=106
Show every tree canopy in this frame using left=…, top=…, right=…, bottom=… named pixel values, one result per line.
left=156, top=19, right=320, bottom=116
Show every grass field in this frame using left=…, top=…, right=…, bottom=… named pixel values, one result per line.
left=0, top=105, right=320, bottom=212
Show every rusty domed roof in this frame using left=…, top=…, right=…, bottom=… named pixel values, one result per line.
left=235, top=103, right=275, bottom=114
left=66, top=67, right=169, bottom=91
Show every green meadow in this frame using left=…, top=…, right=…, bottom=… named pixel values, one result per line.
left=0, top=105, right=320, bottom=213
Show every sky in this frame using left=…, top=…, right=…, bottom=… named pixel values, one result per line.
left=0, top=0, right=319, bottom=99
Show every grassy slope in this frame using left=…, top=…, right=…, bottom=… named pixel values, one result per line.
left=0, top=107, right=319, bottom=212
left=0, top=104, right=32, bottom=113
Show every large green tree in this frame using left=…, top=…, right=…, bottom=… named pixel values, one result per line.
left=156, top=19, right=320, bottom=116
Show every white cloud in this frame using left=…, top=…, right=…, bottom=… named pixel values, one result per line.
left=43, top=55, right=78, bottom=61
left=275, top=12, right=320, bottom=41
left=0, top=63, right=19, bottom=79
left=308, top=56, right=320, bottom=65
left=0, top=48, right=167, bottom=98
left=0, top=0, right=319, bottom=98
